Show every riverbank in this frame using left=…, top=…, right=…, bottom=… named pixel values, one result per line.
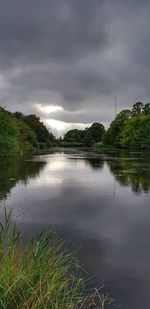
left=0, top=209, right=111, bottom=309
left=92, top=142, right=150, bottom=153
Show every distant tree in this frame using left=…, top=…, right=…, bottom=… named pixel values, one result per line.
left=132, top=102, right=144, bottom=116
left=64, top=129, right=83, bottom=143
left=13, top=112, right=24, bottom=119
left=143, top=103, right=150, bottom=115
left=23, top=114, right=55, bottom=148
left=86, top=123, right=105, bottom=144
left=84, top=131, right=93, bottom=146
left=64, top=123, right=105, bottom=147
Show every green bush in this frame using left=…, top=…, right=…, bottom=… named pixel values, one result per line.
left=0, top=135, right=20, bottom=155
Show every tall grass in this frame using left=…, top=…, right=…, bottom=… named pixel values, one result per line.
left=0, top=209, right=111, bottom=309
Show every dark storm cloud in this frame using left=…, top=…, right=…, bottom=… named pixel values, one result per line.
left=0, top=0, right=150, bottom=132
left=0, top=0, right=108, bottom=66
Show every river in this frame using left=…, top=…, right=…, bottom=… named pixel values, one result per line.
left=0, top=148, right=150, bottom=308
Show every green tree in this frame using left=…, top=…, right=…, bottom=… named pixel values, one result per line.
left=63, top=123, right=105, bottom=147
left=103, top=110, right=131, bottom=147
left=23, top=114, right=55, bottom=149
left=121, top=114, right=150, bottom=149
left=86, top=123, right=105, bottom=144
left=16, top=119, right=38, bottom=153
left=64, top=129, right=84, bottom=143
left=0, top=108, right=20, bottom=155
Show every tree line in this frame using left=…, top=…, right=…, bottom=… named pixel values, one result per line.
left=102, top=102, right=150, bottom=149
left=0, top=108, right=56, bottom=155
left=59, top=102, right=150, bottom=149
left=59, top=122, right=105, bottom=147
left=0, top=102, right=150, bottom=155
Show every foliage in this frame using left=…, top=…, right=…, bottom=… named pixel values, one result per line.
left=0, top=107, right=56, bottom=156
left=103, top=103, right=150, bottom=149
left=23, top=114, right=55, bottom=149
left=63, top=123, right=105, bottom=147
left=16, top=119, right=38, bottom=154
left=1, top=101, right=150, bottom=154
left=0, top=209, right=111, bottom=309
left=84, top=123, right=105, bottom=146
left=131, top=102, right=144, bottom=116
left=143, top=103, right=150, bottom=115
left=64, top=129, right=84, bottom=143
left=92, top=142, right=103, bottom=152
left=103, top=110, right=131, bottom=147
left=121, top=114, right=150, bottom=149
left=0, top=108, right=20, bottom=155
left=0, top=135, right=20, bottom=156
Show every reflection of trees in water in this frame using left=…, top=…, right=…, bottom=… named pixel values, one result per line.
left=105, top=152, right=150, bottom=193
left=0, top=151, right=149, bottom=202
left=69, top=156, right=104, bottom=169
left=0, top=157, right=46, bottom=201
left=85, top=158, right=104, bottom=169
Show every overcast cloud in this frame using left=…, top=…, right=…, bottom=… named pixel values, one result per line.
left=0, top=0, right=150, bottom=135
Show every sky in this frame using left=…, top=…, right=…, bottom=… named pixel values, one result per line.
left=0, top=0, right=150, bottom=136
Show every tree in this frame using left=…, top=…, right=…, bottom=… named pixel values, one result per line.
left=121, top=114, right=150, bottom=149
left=64, top=129, right=83, bottom=143
left=0, top=108, right=20, bottom=155
left=13, top=112, right=24, bottom=120
left=16, top=119, right=38, bottom=153
left=86, top=123, right=105, bottom=144
left=23, top=114, right=55, bottom=148
left=84, top=131, right=93, bottom=146
left=103, top=110, right=131, bottom=147
left=143, top=103, right=150, bottom=115
left=132, top=102, right=144, bottom=116
left=63, top=123, right=105, bottom=147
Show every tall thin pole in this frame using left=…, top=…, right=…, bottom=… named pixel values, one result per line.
left=113, top=96, right=117, bottom=198
left=113, top=177, right=116, bottom=200
left=115, top=96, right=117, bottom=117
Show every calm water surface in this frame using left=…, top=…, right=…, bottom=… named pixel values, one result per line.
left=0, top=149, right=150, bottom=309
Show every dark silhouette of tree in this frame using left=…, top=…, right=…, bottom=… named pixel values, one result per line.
left=143, top=103, right=150, bottom=115
left=132, top=102, right=144, bottom=116
left=63, top=123, right=105, bottom=147
left=86, top=123, right=105, bottom=144
left=23, top=114, right=55, bottom=149
left=64, top=129, right=84, bottom=143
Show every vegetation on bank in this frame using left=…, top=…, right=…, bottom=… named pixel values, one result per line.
left=0, top=107, right=56, bottom=156
left=0, top=209, right=111, bottom=309
left=102, top=102, right=150, bottom=149
left=0, top=101, right=150, bottom=156
left=59, top=102, right=150, bottom=150
left=59, top=123, right=105, bottom=148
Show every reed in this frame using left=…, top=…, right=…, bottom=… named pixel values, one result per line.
left=0, top=209, right=111, bottom=309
